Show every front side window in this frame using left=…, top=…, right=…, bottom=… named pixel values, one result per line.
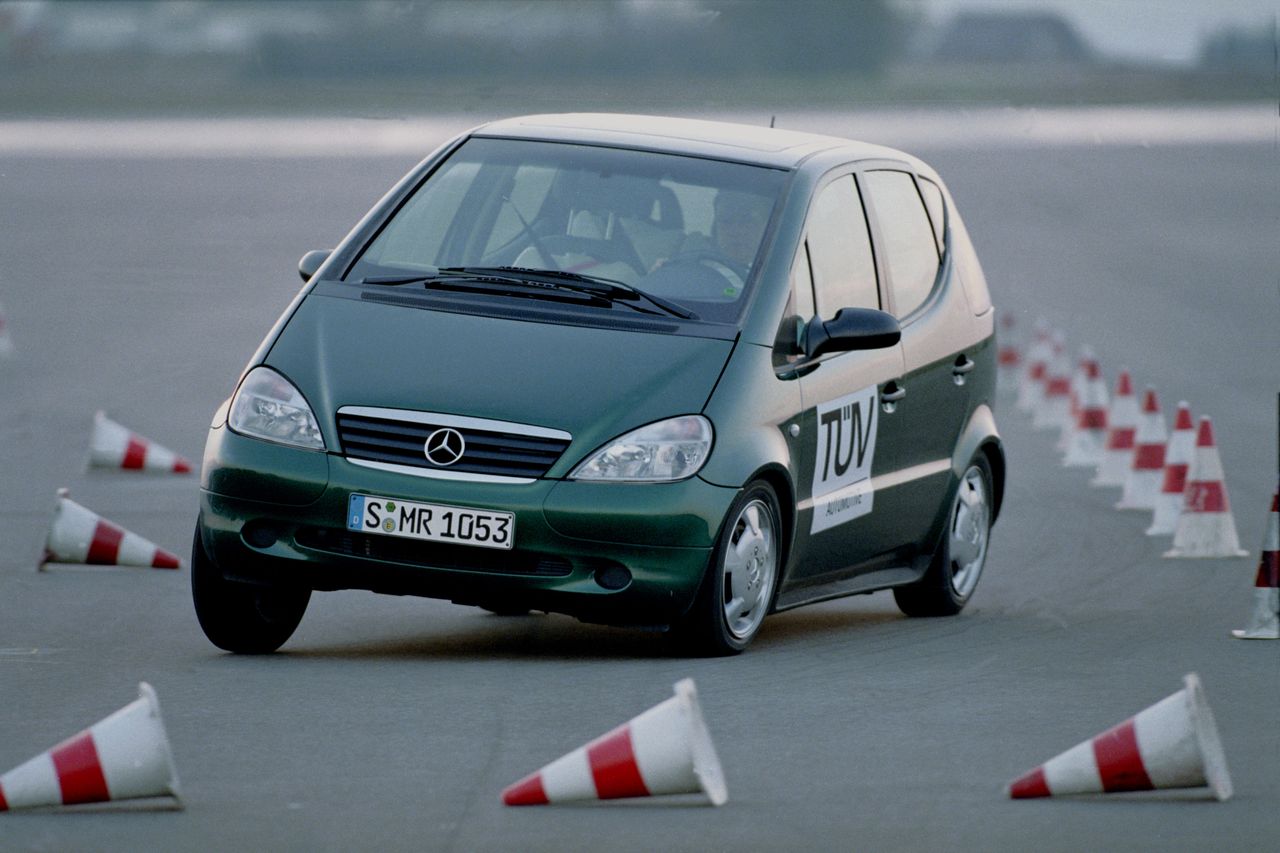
left=805, top=175, right=880, bottom=316
left=349, top=138, right=787, bottom=324
left=863, top=170, right=940, bottom=319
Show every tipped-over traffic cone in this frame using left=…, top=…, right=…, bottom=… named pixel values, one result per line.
left=1091, top=370, right=1138, bottom=488
left=502, top=679, right=727, bottom=807
left=1147, top=402, right=1194, bottom=536
left=1164, top=418, right=1248, bottom=559
left=89, top=411, right=192, bottom=474
left=0, top=683, right=182, bottom=811
left=1015, top=322, right=1052, bottom=414
left=41, top=490, right=182, bottom=570
left=1116, top=388, right=1167, bottom=511
left=1033, top=333, right=1071, bottom=431
left=1062, top=353, right=1108, bottom=467
left=1231, top=489, right=1279, bottom=639
left=1008, top=673, right=1231, bottom=801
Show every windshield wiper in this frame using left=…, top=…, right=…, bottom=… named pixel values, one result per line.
left=446, top=266, right=698, bottom=320
left=360, top=266, right=697, bottom=320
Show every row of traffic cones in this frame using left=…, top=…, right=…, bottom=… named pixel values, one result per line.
left=40, top=413, right=190, bottom=571
left=3, top=673, right=1234, bottom=812
left=999, top=313, right=1277, bottom=638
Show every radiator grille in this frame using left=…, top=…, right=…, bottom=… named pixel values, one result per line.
left=336, top=410, right=569, bottom=479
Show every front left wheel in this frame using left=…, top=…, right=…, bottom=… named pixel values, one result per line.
left=676, top=481, right=782, bottom=656
left=191, top=528, right=311, bottom=654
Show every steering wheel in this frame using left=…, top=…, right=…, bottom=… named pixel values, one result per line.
left=657, top=249, right=747, bottom=291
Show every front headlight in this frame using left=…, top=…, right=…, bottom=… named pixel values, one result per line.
left=570, top=416, right=713, bottom=482
left=228, top=366, right=325, bottom=450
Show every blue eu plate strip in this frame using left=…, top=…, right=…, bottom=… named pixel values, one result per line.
left=347, top=494, right=365, bottom=531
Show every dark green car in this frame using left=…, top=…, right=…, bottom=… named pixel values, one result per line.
left=193, top=114, right=1004, bottom=655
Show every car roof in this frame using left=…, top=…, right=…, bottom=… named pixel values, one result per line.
left=472, top=113, right=909, bottom=170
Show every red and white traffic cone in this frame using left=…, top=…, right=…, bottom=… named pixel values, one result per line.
left=1008, top=673, right=1231, bottom=801
left=89, top=411, right=192, bottom=474
left=1091, top=370, right=1138, bottom=488
left=1164, top=418, right=1248, bottom=559
left=1033, top=333, right=1072, bottom=431
left=1231, top=489, right=1279, bottom=639
left=997, top=312, right=1022, bottom=393
left=40, top=490, right=182, bottom=570
left=1062, top=354, right=1108, bottom=467
left=1015, top=322, right=1052, bottom=415
left=0, top=683, right=182, bottom=811
left=502, top=679, right=727, bottom=806
left=1055, top=347, right=1089, bottom=451
left=1147, top=402, right=1194, bottom=536
left=1116, top=388, right=1167, bottom=511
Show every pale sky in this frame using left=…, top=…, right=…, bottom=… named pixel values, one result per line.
left=910, top=0, right=1279, bottom=65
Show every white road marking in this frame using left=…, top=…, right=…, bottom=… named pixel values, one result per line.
left=0, top=105, right=1271, bottom=158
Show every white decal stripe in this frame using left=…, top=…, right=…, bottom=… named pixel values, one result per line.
left=799, top=459, right=951, bottom=514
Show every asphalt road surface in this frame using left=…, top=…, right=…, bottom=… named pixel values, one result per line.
left=1, top=111, right=1277, bottom=851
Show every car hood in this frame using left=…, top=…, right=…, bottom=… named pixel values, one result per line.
left=265, top=292, right=736, bottom=475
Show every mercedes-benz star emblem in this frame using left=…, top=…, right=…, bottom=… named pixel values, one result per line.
left=423, top=428, right=466, bottom=467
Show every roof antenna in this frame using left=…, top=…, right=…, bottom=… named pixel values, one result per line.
left=769, top=115, right=776, bottom=128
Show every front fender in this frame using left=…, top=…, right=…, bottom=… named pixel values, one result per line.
left=697, top=343, right=801, bottom=492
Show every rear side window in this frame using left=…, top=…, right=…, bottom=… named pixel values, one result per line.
left=917, top=177, right=946, bottom=252
left=806, top=175, right=879, bottom=314
left=864, top=170, right=940, bottom=319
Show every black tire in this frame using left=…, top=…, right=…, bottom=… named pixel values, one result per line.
left=675, top=481, right=783, bottom=656
left=894, top=454, right=993, bottom=617
left=191, top=528, right=310, bottom=654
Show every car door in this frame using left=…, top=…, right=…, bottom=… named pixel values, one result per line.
left=781, top=173, right=916, bottom=589
left=859, top=168, right=972, bottom=559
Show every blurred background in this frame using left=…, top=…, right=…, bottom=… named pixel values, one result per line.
left=1, top=0, right=1275, bottom=118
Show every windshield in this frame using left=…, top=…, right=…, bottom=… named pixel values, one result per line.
left=347, top=137, right=787, bottom=324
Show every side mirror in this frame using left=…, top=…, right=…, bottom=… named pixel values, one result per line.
left=298, top=249, right=331, bottom=282
left=804, top=307, right=901, bottom=360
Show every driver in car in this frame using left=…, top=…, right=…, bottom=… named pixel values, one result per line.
left=710, top=189, right=772, bottom=279
left=646, top=189, right=772, bottom=298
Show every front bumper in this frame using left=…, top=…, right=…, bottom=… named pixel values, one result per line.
left=198, top=425, right=738, bottom=626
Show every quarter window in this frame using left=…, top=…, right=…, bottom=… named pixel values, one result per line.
left=917, top=177, right=946, bottom=253
left=864, top=170, right=940, bottom=318
left=789, top=244, right=816, bottom=320
left=806, top=175, right=879, bottom=315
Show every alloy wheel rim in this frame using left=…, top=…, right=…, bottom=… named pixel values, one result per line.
left=722, top=498, right=777, bottom=640
left=948, top=465, right=990, bottom=600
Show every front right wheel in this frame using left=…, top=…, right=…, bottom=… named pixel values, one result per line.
left=675, top=481, right=782, bottom=656
left=191, top=527, right=311, bottom=654
left=894, top=455, right=993, bottom=617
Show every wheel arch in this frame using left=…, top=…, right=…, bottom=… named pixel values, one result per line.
left=951, top=403, right=1005, bottom=524
left=743, top=463, right=796, bottom=596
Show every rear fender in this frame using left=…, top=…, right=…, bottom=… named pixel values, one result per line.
left=951, top=403, right=1004, bottom=523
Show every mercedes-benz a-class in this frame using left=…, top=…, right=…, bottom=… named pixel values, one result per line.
left=193, top=114, right=1005, bottom=655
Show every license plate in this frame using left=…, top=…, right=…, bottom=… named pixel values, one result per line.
left=347, top=494, right=514, bottom=551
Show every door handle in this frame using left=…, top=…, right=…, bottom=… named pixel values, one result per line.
left=952, top=355, right=976, bottom=386
left=881, top=382, right=906, bottom=413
